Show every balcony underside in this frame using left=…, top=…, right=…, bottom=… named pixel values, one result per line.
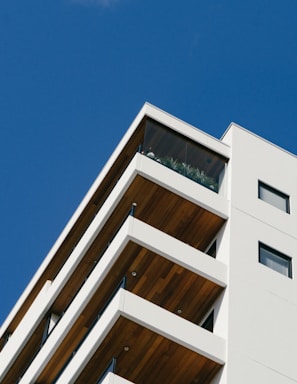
left=37, top=236, right=223, bottom=383
left=1, top=172, right=226, bottom=382
left=53, top=289, right=224, bottom=384
left=54, top=175, right=225, bottom=312
left=57, top=240, right=223, bottom=324
left=75, top=316, right=221, bottom=384
left=121, top=175, right=225, bottom=250
left=2, top=166, right=225, bottom=348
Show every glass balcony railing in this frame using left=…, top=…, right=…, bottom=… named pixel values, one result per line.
left=141, top=118, right=227, bottom=193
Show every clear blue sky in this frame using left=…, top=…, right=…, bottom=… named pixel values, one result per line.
left=1, top=0, right=297, bottom=325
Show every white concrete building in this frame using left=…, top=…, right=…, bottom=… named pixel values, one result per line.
left=0, top=103, right=296, bottom=383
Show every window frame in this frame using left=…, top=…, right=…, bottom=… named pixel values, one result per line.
left=258, top=181, right=290, bottom=213
left=259, top=242, right=292, bottom=278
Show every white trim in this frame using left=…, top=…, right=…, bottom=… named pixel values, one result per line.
left=0, top=281, right=52, bottom=381
left=221, top=122, right=297, bottom=160
left=143, top=103, right=230, bottom=158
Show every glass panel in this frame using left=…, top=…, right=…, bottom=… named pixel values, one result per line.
left=143, top=119, right=186, bottom=171
left=259, top=182, right=289, bottom=213
left=143, top=119, right=227, bottom=193
left=186, top=140, right=225, bottom=192
left=259, top=244, right=291, bottom=277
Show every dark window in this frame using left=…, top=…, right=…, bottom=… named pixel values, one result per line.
left=143, top=118, right=227, bottom=193
left=206, top=241, right=216, bottom=258
left=259, top=243, right=292, bottom=278
left=201, top=310, right=214, bottom=332
left=258, top=181, right=290, bottom=213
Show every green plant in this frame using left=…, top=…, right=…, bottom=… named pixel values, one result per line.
left=145, top=153, right=218, bottom=192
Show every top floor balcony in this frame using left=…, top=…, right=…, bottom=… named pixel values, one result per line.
left=142, top=119, right=227, bottom=193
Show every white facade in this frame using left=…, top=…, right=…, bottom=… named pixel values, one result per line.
left=219, top=126, right=297, bottom=383
left=0, top=103, right=296, bottom=383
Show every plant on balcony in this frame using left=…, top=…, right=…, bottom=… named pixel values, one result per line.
left=145, top=152, right=218, bottom=191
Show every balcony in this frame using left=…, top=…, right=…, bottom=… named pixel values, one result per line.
left=1, top=147, right=228, bottom=382
left=142, top=119, right=227, bottom=193
left=52, top=168, right=227, bottom=317
left=0, top=110, right=229, bottom=384
left=0, top=116, right=228, bottom=352
left=2, top=170, right=228, bottom=382
left=54, top=289, right=225, bottom=384
left=17, top=216, right=226, bottom=384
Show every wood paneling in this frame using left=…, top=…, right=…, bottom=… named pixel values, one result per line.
left=53, top=175, right=225, bottom=313
left=2, top=174, right=225, bottom=382
left=36, top=241, right=223, bottom=383
left=75, top=317, right=221, bottom=384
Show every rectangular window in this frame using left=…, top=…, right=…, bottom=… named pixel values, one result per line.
left=258, top=181, right=290, bottom=213
left=259, top=243, right=292, bottom=278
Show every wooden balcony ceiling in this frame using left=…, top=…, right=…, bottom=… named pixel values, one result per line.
left=54, top=174, right=225, bottom=314
left=57, top=241, right=223, bottom=326
left=2, top=172, right=225, bottom=380
left=39, top=241, right=223, bottom=383
left=1, top=171, right=225, bottom=378
left=75, top=317, right=222, bottom=384
left=126, top=175, right=225, bottom=250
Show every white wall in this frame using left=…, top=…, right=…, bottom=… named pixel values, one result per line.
left=221, top=126, right=297, bottom=383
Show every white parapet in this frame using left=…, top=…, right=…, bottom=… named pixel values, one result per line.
left=0, top=280, right=52, bottom=381
left=137, top=153, right=229, bottom=219
left=129, top=217, right=227, bottom=287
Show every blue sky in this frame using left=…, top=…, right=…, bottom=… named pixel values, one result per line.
left=0, top=0, right=297, bottom=325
